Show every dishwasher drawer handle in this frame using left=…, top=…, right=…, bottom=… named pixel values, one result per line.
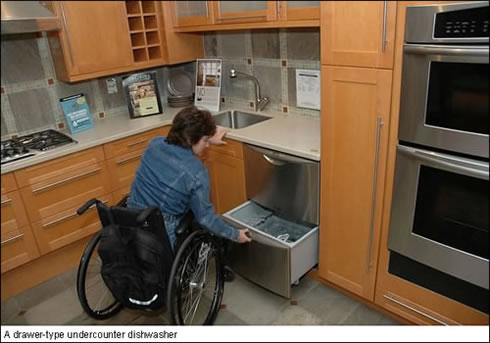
left=42, top=200, right=108, bottom=229
left=1, top=197, right=12, bottom=206
left=32, top=167, right=101, bottom=194
left=116, top=154, right=143, bottom=165
left=1, top=233, right=24, bottom=246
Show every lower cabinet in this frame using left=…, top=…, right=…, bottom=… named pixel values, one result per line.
left=318, top=65, right=392, bottom=300
left=202, top=139, right=247, bottom=215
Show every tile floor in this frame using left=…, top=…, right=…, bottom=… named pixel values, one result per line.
left=1, top=267, right=398, bottom=326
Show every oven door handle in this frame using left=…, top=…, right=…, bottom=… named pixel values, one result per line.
left=398, top=145, right=489, bottom=180
left=404, top=44, right=489, bottom=57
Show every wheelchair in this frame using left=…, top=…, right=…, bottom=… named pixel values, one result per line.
left=75, top=196, right=226, bottom=325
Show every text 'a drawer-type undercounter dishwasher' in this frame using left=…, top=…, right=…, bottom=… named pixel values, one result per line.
left=223, top=144, right=319, bottom=298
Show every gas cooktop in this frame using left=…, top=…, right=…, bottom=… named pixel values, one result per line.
left=1, top=129, right=77, bottom=165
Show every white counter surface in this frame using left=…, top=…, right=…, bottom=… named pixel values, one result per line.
left=1, top=105, right=320, bottom=174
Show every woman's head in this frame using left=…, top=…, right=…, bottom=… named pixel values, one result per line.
left=167, top=106, right=216, bottom=155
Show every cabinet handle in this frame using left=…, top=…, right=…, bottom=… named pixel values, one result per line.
left=276, top=1, right=281, bottom=17
left=217, top=14, right=267, bottom=20
left=42, top=200, right=108, bottom=229
left=116, top=154, right=143, bottom=165
left=383, top=295, right=448, bottom=326
left=205, top=1, right=209, bottom=17
left=381, top=1, right=388, bottom=52
left=127, top=138, right=148, bottom=147
left=1, top=233, right=24, bottom=246
left=59, top=2, right=75, bottom=68
left=1, top=198, right=12, bottom=206
left=31, top=167, right=101, bottom=194
left=366, top=116, right=383, bottom=273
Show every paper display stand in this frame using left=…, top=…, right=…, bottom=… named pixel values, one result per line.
left=59, top=93, right=94, bottom=134
left=296, top=69, right=320, bottom=110
left=122, top=71, right=163, bottom=119
left=195, top=59, right=222, bottom=112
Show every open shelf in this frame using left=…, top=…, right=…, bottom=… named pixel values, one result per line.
left=125, top=1, right=163, bottom=63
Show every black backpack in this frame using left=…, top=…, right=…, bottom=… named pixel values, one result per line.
left=96, top=204, right=173, bottom=311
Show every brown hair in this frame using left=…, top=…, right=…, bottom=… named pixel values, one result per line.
left=167, top=106, right=216, bottom=148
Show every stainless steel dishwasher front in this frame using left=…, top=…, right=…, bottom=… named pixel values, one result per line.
left=223, top=144, right=319, bottom=298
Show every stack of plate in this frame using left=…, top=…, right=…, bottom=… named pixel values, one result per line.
left=167, top=70, right=194, bottom=107
left=167, top=94, right=194, bottom=107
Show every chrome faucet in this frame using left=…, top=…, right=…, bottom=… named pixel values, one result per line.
left=229, top=68, right=269, bottom=111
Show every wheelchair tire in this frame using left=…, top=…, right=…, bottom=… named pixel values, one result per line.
left=76, top=231, right=123, bottom=320
left=167, top=231, right=224, bottom=325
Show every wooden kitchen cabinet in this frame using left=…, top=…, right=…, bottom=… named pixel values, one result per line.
left=48, top=1, right=134, bottom=81
left=202, top=139, right=246, bottom=215
left=1, top=173, right=18, bottom=195
left=212, top=1, right=278, bottom=24
left=170, top=0, right=214, bottom=27
left=48, top=1, right=203, bottom=82
left=278, top=1, right=320, bottom=21
left=318, top=65, right=392, bottom=301
left=1, top=190, right=40, bottom=273
left=104, top=126, right=170, bottom=197
left=321, top=1, right=396, bottom=69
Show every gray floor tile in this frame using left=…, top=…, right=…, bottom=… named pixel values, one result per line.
left=1, top=296, right=20, bottom=324
left=272, top=305, right=323, bottom=325
left=214, top=308, right=248, bottom=325
left=66, top=308, right=141, bottom=325
left=340, top=303, right=392, bottom=325
left=130, top=313, right=169, bottom=325
left=15, top=275, right=68, bottom=311
left=298, top=283, right=360, bottom=324
left=222, top=274, right=288, bottom=325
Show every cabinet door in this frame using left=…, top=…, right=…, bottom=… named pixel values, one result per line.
left=279, top=1, right=320, bottom=21
left=321, top=1, right=396, bottom=68
left=213, top=1, right=278, bottom=24
left=57, top=1, right=133, bottom=75
left=318, top=65, right=392, bottom=300
left=171, top=1, right=213, bottom=27
left=205, top=150, right=246, bottom=215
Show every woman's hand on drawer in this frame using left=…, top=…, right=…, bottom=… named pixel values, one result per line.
left=237, top=229, right=252, bottom=243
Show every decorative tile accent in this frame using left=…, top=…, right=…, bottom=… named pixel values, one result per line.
left=98, top=112, right=105, bottom=119
left=57, top=122, right=65, bottom=129
left=247, top=58, right=252, bottom=65
left=47, top=79, right=54, bottom=85
left=283, top=106, right=288, bottom=113
left=1, top=87, right=4, bottom=94
left=281, top=60, right=287, bottom=67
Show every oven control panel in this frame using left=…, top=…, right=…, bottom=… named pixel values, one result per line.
left=434, top=6, right=489, bottom=38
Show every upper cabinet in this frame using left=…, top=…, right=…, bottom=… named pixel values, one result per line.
left=321, top=1, right=396, bottom=69
left=48, top=1, right=203, bottom=82
left=278, top=1, right=320, bottom=21
left=172, top=1, right=319, bottom=31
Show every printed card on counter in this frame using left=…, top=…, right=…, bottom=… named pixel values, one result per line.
left=195, top=59, right=222, bottom=112
left=59, top=93, right=94, bottom=134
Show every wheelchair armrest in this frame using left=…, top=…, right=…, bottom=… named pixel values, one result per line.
left=175, top=210, right=195, bottom=236
left=136, top=206, right=159, bottom=225
left=77, top=198, right=99, bottom=215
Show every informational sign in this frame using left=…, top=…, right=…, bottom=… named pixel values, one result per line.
left=296, top=69, right=320, bottom=110
left=59, top=93, right=94, bottom=134
left=123, top=71, right=162, bottom=119
left=195, top=59, right=222, bottom=112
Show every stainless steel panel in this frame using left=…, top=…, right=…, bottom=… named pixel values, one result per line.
left=243, top=144, right=319, bottom=225
left=388, top=144, right=489, bottom=290
left=1, top=1, right=60, bottom=34
left=405, top=1, right=489, bottom=44
left=399, top=44, right=489, bottom=159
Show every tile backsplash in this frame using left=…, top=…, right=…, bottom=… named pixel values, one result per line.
left=1, top=28, right=320, bottom=139
left=203, top=28, right=320, bottom=116
left=0, top=32, right=194, bottom=139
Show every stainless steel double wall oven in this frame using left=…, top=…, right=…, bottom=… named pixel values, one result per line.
left=388, top=1, right=489, bottom=314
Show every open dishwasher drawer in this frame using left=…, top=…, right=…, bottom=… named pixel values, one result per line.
left=223, top=200, right=318, bottom=299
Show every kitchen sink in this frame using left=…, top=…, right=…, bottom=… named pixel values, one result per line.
left=213, top=110, right=271, bottom=129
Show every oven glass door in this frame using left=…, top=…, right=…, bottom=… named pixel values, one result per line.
left=388, top=144, right=489, bottom=290
left=426, top=62, right=488, bottom=135
left=399, top=44, right=489, bottom=158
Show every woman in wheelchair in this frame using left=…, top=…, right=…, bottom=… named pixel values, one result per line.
left=128, top=105, right=251, bottom=248
left=76, top=106, right=251, bottom=325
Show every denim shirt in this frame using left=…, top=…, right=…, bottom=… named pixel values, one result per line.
left=128, top=136, right=240, bottom=247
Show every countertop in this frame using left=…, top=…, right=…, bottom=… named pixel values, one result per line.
left=1, top=104, right=320, bottom=174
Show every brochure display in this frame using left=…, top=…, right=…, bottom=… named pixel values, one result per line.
left=59, top=93, right=94, bottom=134
left=195, top=59, right=222, bottom=112
left=123, top=71, right=162, bottom=119
left=295, top=69, right=320, bottom=110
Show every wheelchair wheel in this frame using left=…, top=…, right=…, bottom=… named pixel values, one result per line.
left=167, top=231, right=224, bottom=325
left=77, top=231, right=123, bottom=320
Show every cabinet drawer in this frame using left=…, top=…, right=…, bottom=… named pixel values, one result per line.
left=31, top=194, right=112, bottom=254
left=1, top=224, right=40, bottom=273
left=1, top=191, right=28, bottom=232
left=207, top=138, right=243, bottom=159
left=1, top=173, right=18, bottom=194
left=106, top=149, right=144, bottom=192
left=103, top=127, right=169, bottom=159
left=19, top=160, right=111, bottom=223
